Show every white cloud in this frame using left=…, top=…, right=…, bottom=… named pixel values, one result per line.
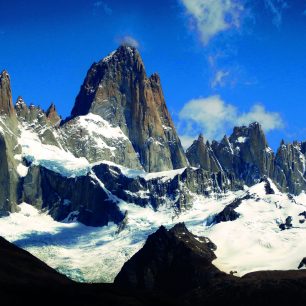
left=180, top=0, right=244, bottom=44
left=93, top=1, right=112, bottom=15
left=237, top=104, right=283, bottom=131
left=118, top=36, right=140, bottom=48
left=178, top=95, right=283, bottom=148
left=211, top=70, right=230, bottom=88
left=264, top=0, right=288, bottom=27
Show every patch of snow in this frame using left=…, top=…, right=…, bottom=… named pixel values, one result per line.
left=162, top=124, right=172, bottom=131
left=77, top=113, right=128, bottom=141
left=99, top=160, right=186, bottom=182
left=18, top=125, right=90, bottom=177
left=17, top=163, right=28, bottom=177
left=102, top=50, right=116, bottom=63
left=236, top=136, right=247, bottom=143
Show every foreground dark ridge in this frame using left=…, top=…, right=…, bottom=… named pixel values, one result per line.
left=114, top=223, right=306, bottom=306
left=0, top=235, right=172, bottom=306
left=2, top=224, right=306, bottom=306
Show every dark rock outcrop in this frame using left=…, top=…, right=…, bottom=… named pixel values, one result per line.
left=298, top=258, right=306, bottom=269
left=93, top=162, right=240, bottom=213
left=207, top=194, right=251, bottom=225
left=71, top=45, right=187, bottom=172
left=20, top=161, right=240, bottom=227
left=114, top=223, right=225, bottom=293
left=279, top=216, right=293, bottom=231
left=115, top=223, right=306, bottom=306
left=262, top=177, right=275, bottom=194
left=22, top=166, right=124, bottom=226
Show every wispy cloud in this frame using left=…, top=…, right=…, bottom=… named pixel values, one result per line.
left=93, top=1, right=112, bottom=15
left=180, top=0, right=244, bottom=44
left=211, top=70, right=230, bottom=88
left=208, top=53, right=231, bottom=88
left=178, top=95, right=283, bottom=148
left=264, top=0, right=288, bottom=27
left=118, top=35, right=140, bottom=48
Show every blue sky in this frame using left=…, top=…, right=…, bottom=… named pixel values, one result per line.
left=1, top=0, right=306, bottom=149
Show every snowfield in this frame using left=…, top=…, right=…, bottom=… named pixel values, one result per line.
left=1, top=180, right=306, bottom=282
left=18, top=125, right=90, bottom=177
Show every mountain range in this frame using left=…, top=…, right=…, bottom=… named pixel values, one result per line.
left=1, top=45, right=306, bottom=302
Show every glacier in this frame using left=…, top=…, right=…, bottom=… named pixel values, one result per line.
left=0, top=179, right=306, bottom=283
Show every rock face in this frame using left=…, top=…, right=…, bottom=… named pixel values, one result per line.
left=0, top=70, right=15, bottom=117
left=22, top=166, right=124, bottom=226
left=0, top=73, right=20, bottom=213
left=209, top=122, right=274, bottom=185
left=93, top=163, right=240, bottom=212
left=114, top=223, right=224, bottom=293
left=15, top=96, right=28, bottom=119
left=0, top=131, right=20, bottom=213
left=59, top=114, right=142, bottom=169
left=187, top=122, right=306, bottom=195
left=46, top=103, right=61, bottom=125
left=273, top=140, right=306, bottom=194
left=71, top=46, right=187, bottom=172
left=20, top=161, right=239, bottom=226
left=186, top=134, right=221, bottom=172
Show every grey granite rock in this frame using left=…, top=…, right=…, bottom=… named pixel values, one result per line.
left=70, top=45, right=187, bottom=172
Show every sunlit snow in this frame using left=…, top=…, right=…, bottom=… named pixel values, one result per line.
left=18, top=125, right=90, bottom=177
left=1, top=180, right=306, bottom=283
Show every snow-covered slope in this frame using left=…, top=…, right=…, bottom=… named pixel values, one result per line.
left=17, top=124, right=90, bottom=177
left=16, top=112, right=142, bottom=177
left=1, top=180, right=306, bottom=282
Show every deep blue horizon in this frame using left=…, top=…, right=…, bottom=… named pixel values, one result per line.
left=1, top=0, right=306, bottom=150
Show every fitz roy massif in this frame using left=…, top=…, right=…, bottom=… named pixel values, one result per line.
left=2, top=46, right=306, bottom=305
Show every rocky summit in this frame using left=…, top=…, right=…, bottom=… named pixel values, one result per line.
left=71, top=46, right=187, bottom=172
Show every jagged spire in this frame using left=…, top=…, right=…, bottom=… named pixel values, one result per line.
left=69, top=45, right=187, bottom=172
left=46, top=102, right=61, bottom=125
left=0, top=70, right=15, bottom=116
left=46, top=102, right=56, bottom=115
left=198, top=133, right=204, bottom=143
left=15, top=96, right=28, bottom=118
